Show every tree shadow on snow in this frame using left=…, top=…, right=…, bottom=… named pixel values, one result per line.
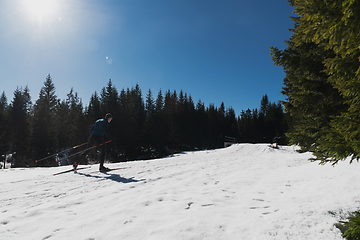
left=77, top=172, right=146, bottom=184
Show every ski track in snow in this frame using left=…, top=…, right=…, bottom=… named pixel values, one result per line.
left=1, top=144, right=360, bottom=240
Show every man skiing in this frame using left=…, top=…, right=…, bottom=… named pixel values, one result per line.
left=73, top=113, right=113, bottom=172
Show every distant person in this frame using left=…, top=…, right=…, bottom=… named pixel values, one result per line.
left=73, top=113, right=112, bottom=172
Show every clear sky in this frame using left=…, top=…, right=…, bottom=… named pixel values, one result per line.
left=0, top=0, right=294, bottom=115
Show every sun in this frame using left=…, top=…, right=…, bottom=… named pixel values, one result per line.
left=22, top=0, right=59, bottom=20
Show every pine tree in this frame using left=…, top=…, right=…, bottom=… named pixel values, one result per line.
left=219, top=102, right=226, bottom=143
left=184, top=93, right=196, bottom=149
left=0, top=92, right=8, bottom=168
left=116, top=84, right=145, bottom=160
left=296, top=0, right=360, bottom=163
left=145, top=89, right=155, bottom=116
left=32, top=75, right=59, bottom=166
left=195, top=100, right=207, bottom=148
left=155, top=89, right=164, bottom=114
left=176, top=90, right=187, bottom=149
left=144, top=89, right=155, bottom=155
left=8, top=87, right=32, bottom=167
left=100, top=79, right=119, bottom=114
left=207, top=104, right=220, bottom=148
left=271, top=0, right=354, bottom=163
left=56, top=99, right=70, bottom=151
left=100, top=79, right=120, bottom=160
left=225, top=106, right=238, bottom=140
left=66, top=88, right=87, bottom=147
left=260, top=94, right=269, bottom=116
left=153, top=89, right=166, bottom=155
left=87, top=91, right=102, bottom=123
left=164, top=90, right=178, bottom=152
left=238, top=109, right=255, bottom=143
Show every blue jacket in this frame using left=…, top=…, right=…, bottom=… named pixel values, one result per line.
left=90, top=119, right=110, bottom=138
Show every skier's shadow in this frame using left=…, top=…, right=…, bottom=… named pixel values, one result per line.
left=77, top=172, right=145, bottom=183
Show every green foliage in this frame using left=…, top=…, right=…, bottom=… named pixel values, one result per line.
left=343, top=210, right=360, bottom=240
left=271, top=0, right=360, bottom=164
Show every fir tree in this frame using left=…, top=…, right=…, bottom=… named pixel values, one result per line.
left=260, top=94, right=269, bottom=116
left=144, top=89, right=155, bottom=153
left=100, top=79, right=119, bottom=114
left=195, top=100, right=207, bottom=148
left=145, top=89, right=155, bottom=116
left=225, top=106, right=238, bottom=140
left=32, top=75, right=58, bottom=166
left=8, top=87, right=32, bottom=167
left=100, top=79, right=120, bottom=160
left=271, top=0, right=353, bottom=163
left=66, top=88, right=87, bottom=147
left=0, top=92, right=8, bottom=167
left=56, top=99, right=70, bottom=151
left=152, top=89, right=166, bottom=155
left=164, top=90, right=178, bottom=151
left=87, top=91, right=102, bottom=123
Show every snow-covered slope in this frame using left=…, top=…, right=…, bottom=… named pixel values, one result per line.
left=1, top=144, right=360, bottom=240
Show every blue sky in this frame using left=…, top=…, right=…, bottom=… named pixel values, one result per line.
left=0, top=0, right=294, bottom=115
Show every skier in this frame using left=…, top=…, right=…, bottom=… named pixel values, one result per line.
left=73, top=113, right=113, bottom=172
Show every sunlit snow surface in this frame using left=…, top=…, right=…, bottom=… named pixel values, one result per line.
left=1, top=144, right=360, bottom=240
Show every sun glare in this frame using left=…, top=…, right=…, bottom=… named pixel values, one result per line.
left=22, top=0, right=59, bottom=20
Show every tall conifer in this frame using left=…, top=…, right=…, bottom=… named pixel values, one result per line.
left=32, top=75, right=58, bottom=166
left=9, top=87, right=32, bottom=166
left=0, top=92, right=8, bottom=167
left=271, top=0, right=355, bottom=163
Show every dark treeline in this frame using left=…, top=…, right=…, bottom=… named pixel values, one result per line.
left=1, top=74, right=287, bottom=167
left=238, top=94, right=287, bottom=144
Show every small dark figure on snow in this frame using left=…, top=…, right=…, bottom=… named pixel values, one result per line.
left=271, top=137, right=279, bottom=149
left=73, top=113, right=112, bottom=172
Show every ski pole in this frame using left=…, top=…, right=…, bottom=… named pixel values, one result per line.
left=35, top=142, right=88, bottom=163
left=55, top=140, right=112, bottom=163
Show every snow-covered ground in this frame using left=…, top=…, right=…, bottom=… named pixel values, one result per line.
left=1, top=144, right=360, bottom=240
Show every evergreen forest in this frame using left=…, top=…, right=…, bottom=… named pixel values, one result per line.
left=0, top=75, right=287, bottom=167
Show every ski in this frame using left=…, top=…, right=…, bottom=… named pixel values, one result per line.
left=53, top=166, right=91, bottom=176
left=98, top=167, right=129, bottom=173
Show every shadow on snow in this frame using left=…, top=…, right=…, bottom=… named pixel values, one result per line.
left=77, top=171, right=146, bottom=184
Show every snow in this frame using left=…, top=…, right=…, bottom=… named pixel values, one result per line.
left=1, top=144, right=360, bottom=240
